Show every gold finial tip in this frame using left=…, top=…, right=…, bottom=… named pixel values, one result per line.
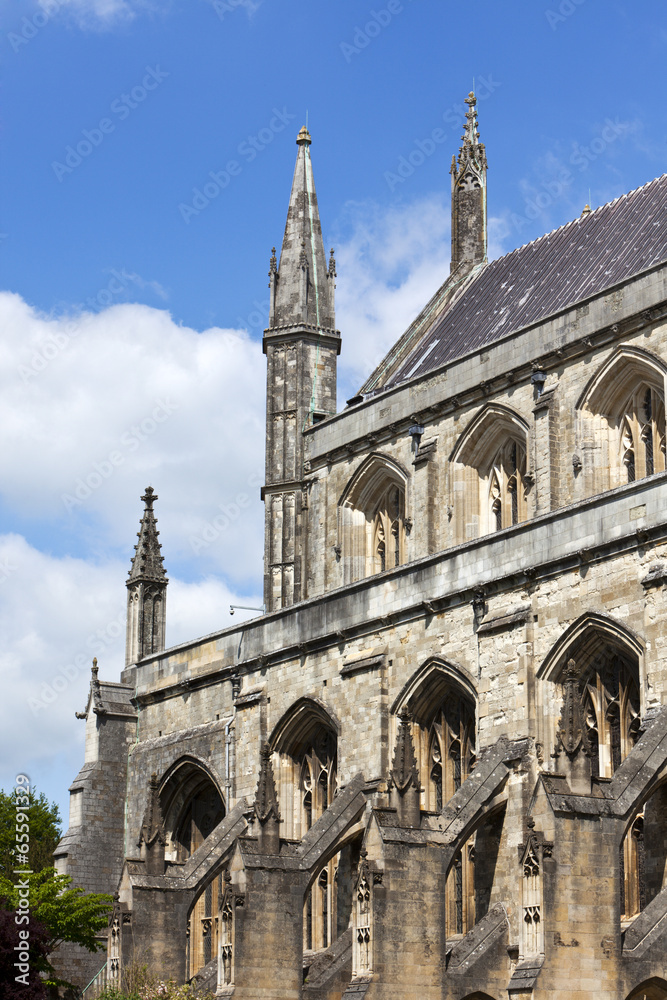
left=296, top=125, right=311, bottom=146
left=581, top=204, right=592, bottom=216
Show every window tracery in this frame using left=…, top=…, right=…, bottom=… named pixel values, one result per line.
left=487, top=440, right=526, bottom=532
left=401, top=671, right=477, bottom=938
left=338, top=456, right=409, bottom=582
left=449, top=404, right=530, bottom=543
left=619, top=385, right=666, bottom=483
left=581, top=655, right=640, bottom=778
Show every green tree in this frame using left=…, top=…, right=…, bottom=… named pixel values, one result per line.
left=0, top=868, right=113, bottom=990
left=0, top=787, right=61, bottom=878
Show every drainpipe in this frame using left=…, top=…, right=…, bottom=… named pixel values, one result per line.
left=225, top=677, right=240, bottom=809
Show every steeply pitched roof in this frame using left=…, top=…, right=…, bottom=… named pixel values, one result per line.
left=363, top=174, right=667, bottom=395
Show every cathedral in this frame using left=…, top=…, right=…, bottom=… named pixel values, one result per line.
left=55, top=93, right=667, bottom=999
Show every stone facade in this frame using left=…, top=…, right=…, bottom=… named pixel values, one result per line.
left=56, top=96, right=667, bottom=999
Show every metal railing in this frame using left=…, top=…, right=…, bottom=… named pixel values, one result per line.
left=81, top=962, right=108, bottom=999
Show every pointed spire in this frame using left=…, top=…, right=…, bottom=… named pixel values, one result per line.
left=253, top=743, right=281, bottom=853
left=139, top=772, right=166, bottom=848
left=268, top=127, right=336, bottom=332
left=388, top=710, right=421, bottom=827
left=125, top=488, right=168, bottom=666
left=127, top=487, right=168, bottom=585
left=555, top=659, right=589, bottom=758
left=553, top=659, right=593, bottom=795
left=138, top=772, right=166, bottom=874
left=254, top=743, right=280, bottom=823
left=450, top=91, right=488, bottom=273
left=390, top=709, right=420, bottom=793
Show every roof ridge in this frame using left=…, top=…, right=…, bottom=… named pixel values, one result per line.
left=489, top=172, right=667, bottom=267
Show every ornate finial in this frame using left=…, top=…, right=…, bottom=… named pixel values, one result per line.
left=269, top=246, right=277, bottom=276
left=254, top=742, right=281, bottom=825
left=128, top=487, right=167, bottom=586
left=390, top=710, right=420, bottom=794
left=298, top=238, right=307, bottom=269
left=139, top=772, right=166, bottom=849
left=555, top=659, right=590, bottom=758
left=91, top=658, right=106, bottom=715
left=296, top=125, right=311, bottom=146
left=328, top=247, right=336, bottom=279
left=581, top=204, right=592, bottom=217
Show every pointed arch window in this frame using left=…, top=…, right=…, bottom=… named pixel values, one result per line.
left=427, top=698, right=476, bottom=810
left=487, top=440, right=526, bottom=532
left=399, top=671, right=477, bottom=938
left=577, top=350, right=667, bottom=497
left=581, top=655, right=640, bottom=779
left=372, top=484, right=405, bottom=574
left=338, top=456, right=409, bottom=583
left=619, top=384, right=665, bottom=484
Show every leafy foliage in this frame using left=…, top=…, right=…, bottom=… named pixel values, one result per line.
left=0, top=787, right=62, bottom=879
left=0, top=868, right=113, bottom=989
left=98, top=963, right=215, bottom=1000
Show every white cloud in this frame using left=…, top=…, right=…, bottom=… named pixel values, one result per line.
left=333, top=194, right=513, bottom=402
left=333, top=195, right=451, bottom=401
left=0, top=292, right=266, bottom=582
left=0, top=532, right=261, bottom=822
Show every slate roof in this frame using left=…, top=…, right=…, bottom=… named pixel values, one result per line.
left=366, top=174, right=667, bottom=394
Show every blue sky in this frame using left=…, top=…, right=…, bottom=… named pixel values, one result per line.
left=1, top=0, right=665, bottom=826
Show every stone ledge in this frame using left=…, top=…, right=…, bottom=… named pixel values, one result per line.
left=340, top=652, right=386, bottom=677
left=477, top=606, right=532, bottom=635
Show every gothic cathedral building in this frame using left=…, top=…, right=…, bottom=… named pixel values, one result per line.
left=56, top=95, right=667, bottom=1000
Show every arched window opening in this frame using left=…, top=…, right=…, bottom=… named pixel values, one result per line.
left=487, top=439, right=526, bottom=532
left=188, top=870, right=227, bottom=980
left=576, top=348, right=667, bottom=497
left=370, top=482, right=405, bottom=574
left=338, top=456, right=409, bottom=583
left=426, top=697, right=476, bottom=810
left=449, top=404, right=530, bottom=543
left=160, top=760, right=225, bottom=864
left=625, top=979, right=667, bottom=1000
left=580, top=654, right=640, bottom=779
left=396, top=663, right=477, bottom=938
left=618, top=384, right=666, bottom=484
left=620, top=781, right=667, bottom=926
left=270, top=700, right=342, bottom=957
left=172, top=782, right=224, bottom=861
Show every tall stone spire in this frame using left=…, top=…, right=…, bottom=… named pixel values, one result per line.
left=450, top=91, right=488, bottom=273
left=262, top=128, right=341, bottom=612
left=268, top=126, right=336, bottom=332
left=125, top=487, right=168, bottom=666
